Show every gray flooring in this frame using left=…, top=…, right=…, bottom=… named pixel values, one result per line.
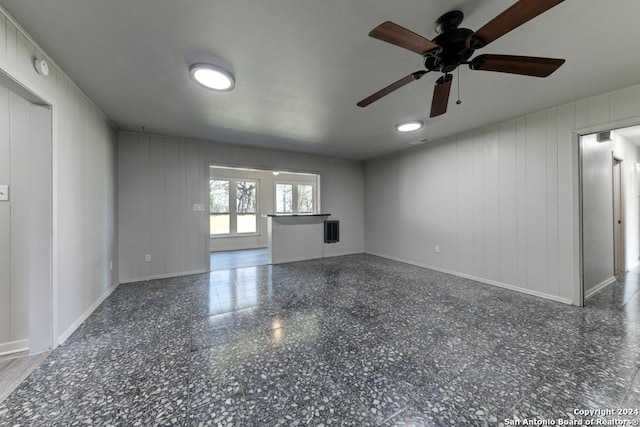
left=210, top=248, right=269, bottom=271
left=0, top=352, right=48, bottom=404
left=1, top=254, right=639, bottom=426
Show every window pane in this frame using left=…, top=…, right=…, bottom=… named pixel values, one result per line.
left=237, top=214, right=257, bottom=233
left=236, top=181, right=257, bottom=233
left=210, top=214, right=230, bottom=234
left=210, top=180, right=229, bottom=213
left=297, top=185, right=314, bottom=213
left=210, top=180, right=230, bottom=235
left=236, top=181, right=257, bottom=213
left=276, top=184, right=293, bottom=213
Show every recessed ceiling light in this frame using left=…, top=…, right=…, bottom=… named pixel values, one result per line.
left=396, top=121, right=423, bottom=132
left=189, top=62, right=235, bottom=91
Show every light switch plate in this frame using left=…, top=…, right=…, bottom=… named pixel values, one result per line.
left=0, top=185, right=8, bottom=201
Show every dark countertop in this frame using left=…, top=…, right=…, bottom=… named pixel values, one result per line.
left=265, top=213, right=331, bottom=217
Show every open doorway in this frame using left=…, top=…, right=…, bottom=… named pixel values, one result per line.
left=581, top=126, right=640, bottom=300
left=207, top=165, right=321, bottom=271
left=0, top=72, right=53, bottom=400
left=613, top=157, right=625, bottom=274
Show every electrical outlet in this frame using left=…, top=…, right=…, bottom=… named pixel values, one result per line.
left=435, top=245, right=440, bottom=253
left=145, top=254, right=151, bottom=262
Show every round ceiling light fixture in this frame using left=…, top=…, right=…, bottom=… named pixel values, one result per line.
left=396, top=121, right=423, bottom=132
left=189, top=62, right=235, bottom=91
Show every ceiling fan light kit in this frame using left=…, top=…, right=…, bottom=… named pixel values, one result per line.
left=358, top=0, right=566, bottom=118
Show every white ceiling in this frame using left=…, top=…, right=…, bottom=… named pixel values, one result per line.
left=2, top=0, right=640, bottom=160
left=615, top=126, right=640, bottom=148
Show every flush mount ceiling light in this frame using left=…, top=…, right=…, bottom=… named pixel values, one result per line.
left=189, top=62, right=235, bottom=91
left=396, top=121, right=423, bottom=132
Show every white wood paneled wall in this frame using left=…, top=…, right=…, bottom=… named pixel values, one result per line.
left=118, top=132, right=365, bottom=283
left=0, top=8, right=118, bottom=346
left=365, top=84, right=640, bottom=304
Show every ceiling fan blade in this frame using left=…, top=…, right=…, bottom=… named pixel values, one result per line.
left=357, top=71, right=427, bottom=108
left=370, top=21, right=440, bottom=55
left=467, top=0, right=564, bottom=48
left=430, top=74, right=453, bottom=117
left=469, top=54, right=565, bottom=77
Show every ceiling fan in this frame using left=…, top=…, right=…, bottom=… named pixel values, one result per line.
left=357, top=0, right=566, bottom=117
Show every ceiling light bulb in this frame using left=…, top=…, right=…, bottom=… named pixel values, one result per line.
left=396, top=121, right=423, bottom=132
left=189, top=63, right=235, bottom=91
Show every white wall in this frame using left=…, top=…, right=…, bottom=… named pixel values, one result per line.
left=582, top=131, right=640, bottom=296
left=118, top=131, right=364, bottom=283
left=365, top=84, right=640, bottom=305
left=208, top=167, right=317, bottom=252
left=0, top=8, right=118, bottom=346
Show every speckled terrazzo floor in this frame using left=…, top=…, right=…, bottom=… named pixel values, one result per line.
left=1, top=254, right=639, bottom=426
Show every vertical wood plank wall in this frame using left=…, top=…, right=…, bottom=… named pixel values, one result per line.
left=0, top=9, right=118, bottom=345
left=365, top=84, right=640, bottom=304
left=117, top=133, right=365, bottom=282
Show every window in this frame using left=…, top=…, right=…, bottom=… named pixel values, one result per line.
left=297, top=184, right=314, bottom=213
left=236, top=181, right=257, bottom=233
left=276, top=184, right=293, bottom=213
left=275, top=182, right=316, bottom=214
left=210, top=178, right=259, bottom=235
left=210, top=180, right=230, bottom=234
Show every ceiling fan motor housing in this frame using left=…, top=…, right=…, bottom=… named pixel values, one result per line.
left=425, top=12, right=475, bottom=73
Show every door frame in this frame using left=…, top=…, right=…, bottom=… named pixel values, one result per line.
left=0, top=70, right=54, bottom=354
left=575, top=117, right=640, bottom=306
left=612, top=156, right=625, bottom=274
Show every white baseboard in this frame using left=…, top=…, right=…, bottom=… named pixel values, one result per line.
left=324, top=250, right=364, bottom=259
left=58, top=281, right=120, bottom=345
left=584, top=276, right=616, bottom=300
left=119, top=269, right=207, bottom=284
left=365, top=251, right=574, bottom=305
left=0, top=339, right=29, bottom=357
left=271, top=256, right=324, bottom=265
left=210, top=245, right=268, bottom=253
left=270, top=251, right=364, bottom=265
